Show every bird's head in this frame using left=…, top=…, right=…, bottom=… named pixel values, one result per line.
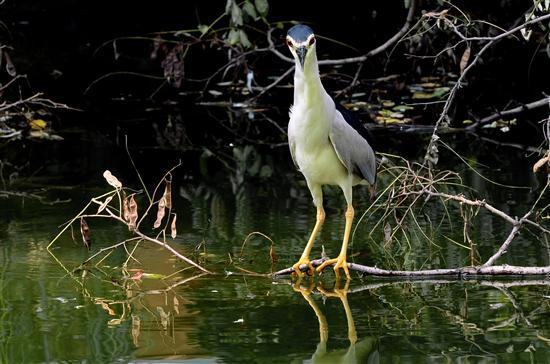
left=286, top=24, right=316, bottom=70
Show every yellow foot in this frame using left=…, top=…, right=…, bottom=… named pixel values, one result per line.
left=316, top=256, right=351, bottom=279
left=292, top=258, right=314, bottom=276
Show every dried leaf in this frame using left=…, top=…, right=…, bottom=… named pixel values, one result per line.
left=127, top=195, right=138, bottom=230
left=131, top=315, right=141, bottom=346
left=383, top=223, right=392, bottom=248
left=103, top=170, right=122, bottom=189
left=533, top=156, right=550, bottom=173
left=161, top=44, right=185, bottom=88
left=4, top=51, right=16, bottom=77
left=131, top=270, right=144, bottom=281
left=156, top=307, right=169, bottom=330
left=108, top=318, right=123, bottom=326
left=269, top=244, right=278, bottom=264
left=80, top=217, right=92, bottom=250
left=99, top=301, right=116, bottom=316
left=154, top=197, right=166, bottom=229
left=519, top=28, right=533, bottom=41
left=123, top=196, right=130, bottom=221
left=173, top=296, right=180, bottom=314
left=164, top=179, right=172, bottom=209
left=97, top=195, right=114, bottom=214
left=150, top=35, right=163, bottom=60
left=459, top=46, right=471, bottom=74
left=170, top=214, right=177, bottom=239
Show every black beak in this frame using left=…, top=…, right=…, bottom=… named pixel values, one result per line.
left=296, top=46, right=307, bottom=69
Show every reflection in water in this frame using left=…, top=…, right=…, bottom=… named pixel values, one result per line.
left=2, top=127, right=550, bottom=362
left=293, top=279, right=378, bottom=363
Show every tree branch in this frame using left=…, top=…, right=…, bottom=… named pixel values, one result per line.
left=482, top=212, right=530, bottom=267
left=468, top=96, right=550, bottom=130
left=424, top=12, right=550, bottom=165
left=267, top=0, right=418, bottom=66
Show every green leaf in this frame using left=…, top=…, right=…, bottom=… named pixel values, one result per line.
left=259, top=165, right=273, bottom=178
left=228, top=29, right=240, bottom=45
left=243, top=1, right=258, bottom=20
left=247, top=155, right=261, bottom=176
left=233, top=146, right=244, bottom=160
left=254, top=0, right=269, bottom=17
left=243, top=145, right=254, bottom=159
left=231, top=2, right=243, bottom=26
left=225, top=0, right=233, bottom=14
left=198, top=24, right=209, bottom=35
left=239, top=30, right=252, bottom=48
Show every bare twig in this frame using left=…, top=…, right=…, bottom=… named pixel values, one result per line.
left=424, top=12, right=550, bottom=164
left=482, top=212, right=531, bottom=267
left=250, top=65, right=294, bottom=100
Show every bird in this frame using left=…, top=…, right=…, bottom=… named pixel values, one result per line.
left=286, top=24, right=377, bottom=279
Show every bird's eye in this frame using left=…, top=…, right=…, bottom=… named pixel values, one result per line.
left=286, top=39, right=293, bottom=47
left=308, top=37, right=316, bottom=46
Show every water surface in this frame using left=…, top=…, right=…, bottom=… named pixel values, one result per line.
left=1, top=108, right=550, bottom=363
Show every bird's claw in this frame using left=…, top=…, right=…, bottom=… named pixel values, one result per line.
left=316, top=256, right=351, bottom=279
left=292, top=258, right=315, bottom=277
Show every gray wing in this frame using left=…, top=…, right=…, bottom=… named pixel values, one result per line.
left=329, top=108, right=377, bottom=184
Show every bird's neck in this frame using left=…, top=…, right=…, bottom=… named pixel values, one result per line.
left=293, top=54, right=324, bottom=107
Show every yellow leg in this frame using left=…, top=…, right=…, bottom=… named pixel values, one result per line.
left=337, top=281, right=357, bottom=344
left=293, top=279, right=328, bottom=343
left=293, top=206, right=325, bottom=276
left=317, top=280, right=357, bottom=344
left=316, top=205, right=354, bottom=279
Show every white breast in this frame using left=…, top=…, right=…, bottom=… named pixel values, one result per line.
left=288, top=98, right=349, bottom=187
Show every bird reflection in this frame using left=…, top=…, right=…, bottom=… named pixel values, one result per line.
left=293, top=279, right=379, bottom=363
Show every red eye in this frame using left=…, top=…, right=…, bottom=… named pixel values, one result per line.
left=286, top=39, right=293, bottom=47
left=308, top=37, right=316, bottom=46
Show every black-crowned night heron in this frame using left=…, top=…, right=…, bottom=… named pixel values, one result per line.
left=286, top=24, right=377, bottom=279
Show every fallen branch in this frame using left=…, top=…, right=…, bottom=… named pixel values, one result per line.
left=273, top=258, right=550, bottom=277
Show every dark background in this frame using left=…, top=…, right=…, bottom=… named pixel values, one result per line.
left=3, top=1, right=543, bottom=105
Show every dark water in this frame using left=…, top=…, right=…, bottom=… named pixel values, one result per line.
left=1, top=107, right=550, bottom=363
